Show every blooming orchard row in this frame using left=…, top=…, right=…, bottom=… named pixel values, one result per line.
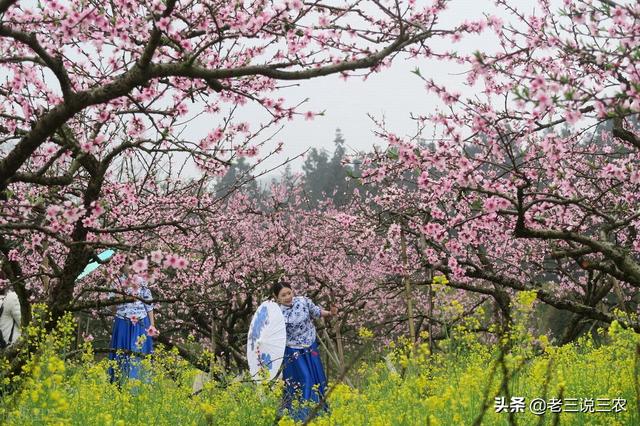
left=0, top=0, right=452, bottom=331
left=1, top=0, right=639, bottom=368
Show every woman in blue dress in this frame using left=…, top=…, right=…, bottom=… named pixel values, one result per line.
left=108, top=267, right=158, bottom=384
left=272, top=281, right=337, bottom=421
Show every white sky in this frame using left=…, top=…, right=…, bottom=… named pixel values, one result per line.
left=227, top=0, right=506, bottom=178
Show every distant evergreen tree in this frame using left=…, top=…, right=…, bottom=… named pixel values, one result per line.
left=302, top=147, right=330, bottom=207
left=301, top=128, right=358, bottom=208
left=273, top=164, right=301, bottom=193
left=327, top=129, right=351, bottom=206
left=214, top=157, right=259, bottom=199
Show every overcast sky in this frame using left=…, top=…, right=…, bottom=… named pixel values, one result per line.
left=216, top=0, right=505, bottom=179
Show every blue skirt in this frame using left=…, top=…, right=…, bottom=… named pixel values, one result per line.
left=108, top=316, right=153, bottom=383
left=281, top=341, right=328, bottom=421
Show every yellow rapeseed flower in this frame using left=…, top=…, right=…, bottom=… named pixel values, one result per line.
left=358, top=327, right=374, bottom=340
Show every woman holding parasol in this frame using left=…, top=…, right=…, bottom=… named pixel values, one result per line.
left=271, top=281, right=337, bottom=422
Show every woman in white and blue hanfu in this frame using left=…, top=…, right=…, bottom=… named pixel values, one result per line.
left=108, top=268, right=158, bottom=384
left=272, top=281, right=337, bottom=421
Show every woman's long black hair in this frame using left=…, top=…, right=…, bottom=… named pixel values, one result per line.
left=271, top=280, right=292, bottom=298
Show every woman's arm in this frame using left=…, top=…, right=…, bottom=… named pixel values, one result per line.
left=148, top=309, right=155, bottom=328
left=306, top=297, right=337, bottom=319
left=141, top=284, right=158, bottom=335
left=320, top=306, right=338, bottom=318
left=145, top=309, right=159, bottom=337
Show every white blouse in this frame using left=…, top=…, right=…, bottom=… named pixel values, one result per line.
left=280, top=296, right=322, bottom=348
left=0, top=291, right=21, bottom=346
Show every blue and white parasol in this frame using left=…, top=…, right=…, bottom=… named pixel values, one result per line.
left=247, top=300, right=286, bottom=381
left=76, top=249, right=115, bottom=281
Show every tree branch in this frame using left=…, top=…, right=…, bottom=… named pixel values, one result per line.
left=0, top=26, right=72, bottom=98
left=612, top=117, right=640, bottom=150
left=0, top=0, right=17, bottom=16
left=150, top=33, right=418, bottom=82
